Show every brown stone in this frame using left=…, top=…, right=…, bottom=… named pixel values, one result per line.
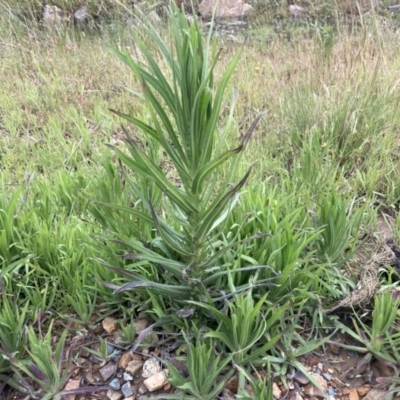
left=106, top=389, right=122, bottom=400
left=63, top=379, right=80, bottom=400
left=144, top=371, right=168, bottom=392
left=118, top=352, right=133, bottom=369
left=303, top=374, right=328, bottom=397
left=357, top=386, right=371, bottom=397
left=348, top=389, right=359, bottom=400
left=308, top=356, right=320, bottom=367
left=133, top=318, right=152, bottom=333
left=272, top=382, right=282, bottom=399
left=199, top=0, right=253, bottom=18
left=331, top=377, right=346, bottom=388
left=102, top=317, right=118, bottom=334
left=125, top=360, right=144, bottom=376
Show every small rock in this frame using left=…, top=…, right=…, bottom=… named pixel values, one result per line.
left=357, top=386, right=371, bottom=397
left=121, top=382, right=133, bottom=398
left=125, top=360, right=144, bottom=376
left=199, top=0, right=253, bottom=18
left=133, top=318, right=152, bottom=333
left=111, top=351, right=122, bottom=363
left=100, top=362, right=117, bottom=381
left=63, top=379, right=80, bottom=400
left=303, top=374, right=328, bottom=397
left=124, top=397, right=135, bottom=400
left=349, top=388, right=359, bottom=400
left=103, top=317, right=119, bottom=334
left=106, top=389, right=123, bottom=400
left=294, top=394, right=302, bottom=400
left=109, top=378, right=121, bottom=391
left=137, top=383, right=149, bottom=395
left=327, top=387, right=336, bottom=397
left=43, top=5, right=67, bottom=26
left=143, top=371, right=168, bottom=392
left=107, top=344, right=116, bottom=356
left=289, top=4, right=307, bottom=19
left=308, top=356, right=320, bottom=367
left=322, top=373, right=332, bottom=381
left=123, top=372, right=133, bottom=381
left=331, top=377, right=346, bottom=388
left=89, top=355, right=101, bottom=364
left=363, top=389, right=386, bottom=400
left=272, top=382, right=282, bottom=399
left=293, top=371, right=310, bottom=385
left=142, top=357, right=162, bottom=378
left=74, top=6, right=88, bottom=23
left=119, top=352, right=133, bottom=369
left=163, top=382, right=172, bottom=391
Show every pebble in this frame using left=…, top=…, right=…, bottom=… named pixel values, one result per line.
left=272, top=382, right=282, bottom=399
left=133, top=318, right=152, bottom=333
left=125, top=360, right=144, bottom=376
left=348, top=388, right=359, bottom=400
left=111, top=351, right=122, bottom=362
left=142, top=357, right=162, bottom=378
left=293, top=371, right=310, bottom=385
left=137, top=382, right=149, bottom=395
left=327, top=387, right=336, bottom=396
left=118, top=352, right=133, bottom=369
left=357, top=386, right=371, bottom=396
left=89, top=355, right=101, bottom=364
left=123, top=372, right=133, bottom=381
left=109, top=378, right=121, bottom=391
left=322, top=373, right=332, bottom=381
left=107, top=343, right=116, bottom=355
left=63, top=379, right=80, bottom=400
left=363, top=388, right=383, bottom=399
left=103, top=317, right=119, bottom=334
left=303, top=374, right=328, bottom=397
left=100, top=362, right=117, bottom=381
left=331, top=377, right=346, bottom=387
left=121, top=382, right=133, bottom=398
left=106, top=389, right=122, bottom=400
left=144, top=371, right=168, bottom=392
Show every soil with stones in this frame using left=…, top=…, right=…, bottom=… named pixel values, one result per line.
left=3, top=213, right=400, bottom=400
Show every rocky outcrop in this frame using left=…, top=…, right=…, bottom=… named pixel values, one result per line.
left=199, top=0, right=253, bottom=18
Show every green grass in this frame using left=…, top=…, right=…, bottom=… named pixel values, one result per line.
left=1, top=2, right=400, bottom=398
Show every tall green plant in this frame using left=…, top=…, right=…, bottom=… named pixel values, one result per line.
left=95, top=5, right=261, bottom=306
